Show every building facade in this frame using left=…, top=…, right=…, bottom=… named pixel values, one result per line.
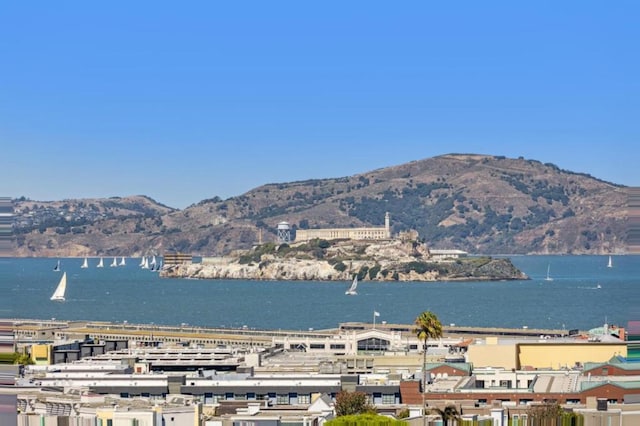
left=295, top=213, right=391, bottom=242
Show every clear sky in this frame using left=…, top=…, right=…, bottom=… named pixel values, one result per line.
left=1, top=2, right=638, bottom=209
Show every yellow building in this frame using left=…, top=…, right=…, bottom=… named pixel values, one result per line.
left=467, top=337, right=627, bottom=370
left=30, top=344, right=51, bottom=365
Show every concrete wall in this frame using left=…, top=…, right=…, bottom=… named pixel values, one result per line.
left=466, top=341, right=517, bottom=370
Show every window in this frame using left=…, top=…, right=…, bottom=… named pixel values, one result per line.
left=357, top=337, right=389, bottom=351
left=298, top=394, right=310, bottom=404
left=475, top=380, right=485, bottom=388
left=382, top=394, right=395, bottom=404
left=500, top=380, right=512, bottom=388
left=330, top=344, right=345, bottom=349
left=310, top=343, right=325, bottom=349
left=277, top=394, right=289, bottom=405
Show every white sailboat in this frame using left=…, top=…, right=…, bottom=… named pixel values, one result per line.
left=53, top=260, right=61, bottom=272
left=150, top=255, right=157, bottom=267
left=119, top=256, right=126, bottom=266
left=110, top=257, right=118, bottom=267
left=81, top=257, right=89, bottom=269
left=50, top=272, right=67, bottom=302
left=607, top=256, right=613, bottom=268
left=97, top=257, right=104, bottom=268
left=544, top=264, right=554, bottom=282
left=345, top=275, right=358, bottom=295
left=139, top=257, right=146, bottom=267
left=141, top=257, right=150, bottom=269
left=150, top=260, right=162, bottom=272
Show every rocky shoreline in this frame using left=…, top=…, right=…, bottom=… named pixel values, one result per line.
left=160, top=239, right=528, bottom=282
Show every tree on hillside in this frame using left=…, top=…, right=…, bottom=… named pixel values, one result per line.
left=334, top=391, right=376, bottom=417
left=414, top=311, right=443, bottom=426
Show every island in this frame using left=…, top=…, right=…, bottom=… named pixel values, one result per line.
left=160, top=238, right=528, bottom=281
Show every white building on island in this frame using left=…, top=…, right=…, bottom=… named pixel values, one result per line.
left=295, top=212, right=391, bottom=242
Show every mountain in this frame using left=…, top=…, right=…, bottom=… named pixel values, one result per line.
left=10, top=154, right=628, bottom=256
left=12, top=195, right=176, bottom=257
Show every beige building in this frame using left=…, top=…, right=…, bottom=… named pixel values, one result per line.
left=295, top=212, right=391, bottom=242
left=467, top=336, right=627, bottom=370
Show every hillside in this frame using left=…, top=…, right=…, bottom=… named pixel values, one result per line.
left=10, top=154, right=628, bottom=256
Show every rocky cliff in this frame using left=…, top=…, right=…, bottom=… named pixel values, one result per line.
left=160, top=239, right=528, bottom=282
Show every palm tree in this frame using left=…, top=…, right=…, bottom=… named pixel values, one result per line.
left=433, top=405, right=461, bottom=426
left=414, top=311, right=443, bottom=426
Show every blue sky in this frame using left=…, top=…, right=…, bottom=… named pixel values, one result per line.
left=1, top=2, right=638, bottom=209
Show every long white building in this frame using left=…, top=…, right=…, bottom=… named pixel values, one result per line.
left=295, top=212, right=391, bottom=242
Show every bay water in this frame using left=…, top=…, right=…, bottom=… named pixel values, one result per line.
left=0, top=255, right=637, bottom=332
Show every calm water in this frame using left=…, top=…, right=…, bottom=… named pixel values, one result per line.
left=0, top=256, right=638, bottom=331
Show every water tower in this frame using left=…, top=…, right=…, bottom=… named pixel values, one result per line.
left=277, top=221, right=291, bottom=243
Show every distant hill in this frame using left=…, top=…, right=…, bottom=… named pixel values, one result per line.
left=10, top=154, right=628, bottom=256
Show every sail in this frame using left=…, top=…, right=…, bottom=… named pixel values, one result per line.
left=544, top=264, right=553, bottom=281
left=97, top=257, right=104, bottom=268
left=81, top=257, right=88, bottom=269
left=119, top=257, right=126, bottom=266
left=607, top=256, right=613, bottom=268
left=53, top=260, right=61, bottom=272
left=110, top=257, right=118, bottom=267
left=345, top=275, right=358, bottom=295
left=50, top=272, right=67, bottom=301
left=150, top=255, right=157, bottom=266
left=139, top=256, right=146, bottom=267
left=141, top=257, right=150, bottom=269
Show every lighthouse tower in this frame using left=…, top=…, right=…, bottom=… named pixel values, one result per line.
left=385, top=212, right=390, bottom=238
